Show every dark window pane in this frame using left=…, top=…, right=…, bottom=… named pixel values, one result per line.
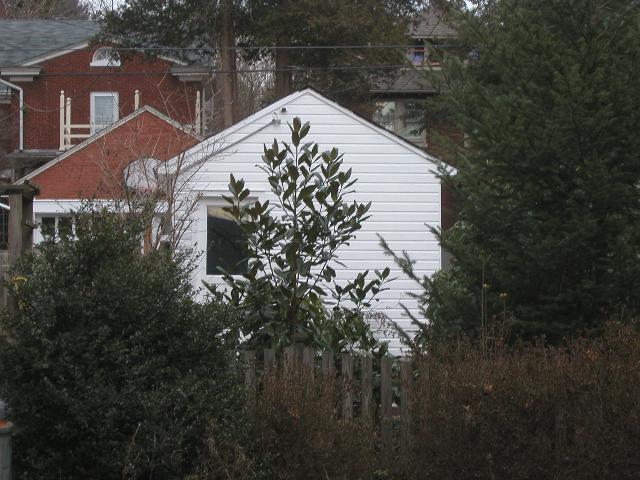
left=373, top=101, right=396, bottom=133
left=400, top=100, right=425, bottom=139
left=58, top=217, right=73, bottom=237
left=41, top=217, right=56, bottom=237
left=206, top=212, right=247, bottom=275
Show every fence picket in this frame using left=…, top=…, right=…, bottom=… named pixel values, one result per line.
left=284, top=346, right=295, bottom=374
left=322, top=351, right=335, bottom=378
left=244, top=350, right=256, bottom=410
left=400, top=358, right=412, bottom=452
left=381, top=357, right=393, bottom=455
left=264, top=349, right=276, bottom=371
left=361, top=354, right=373, bottom=420
left=342, top=353, right=354, bottom=421
left=302, top=347, right=314, bottom=371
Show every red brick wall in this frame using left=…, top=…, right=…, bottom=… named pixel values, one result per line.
left=31, top=110, right=198, bottom=199
left=4, top=46, right=201, bottom=152
left=426, top=119, right=463, bottom=231
left=0, top=103, right=13, bottom=155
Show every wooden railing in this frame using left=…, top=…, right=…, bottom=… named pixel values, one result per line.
left=59, top=89, right=203, bottom=151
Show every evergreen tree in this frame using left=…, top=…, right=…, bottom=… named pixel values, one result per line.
left=100, top=0, right=423, bottom=115
left=387, top=0, right=640, bottom=346
left=0, top=0, right=88, bottom=18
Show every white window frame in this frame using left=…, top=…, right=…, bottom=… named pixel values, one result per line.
left=90, top=92, right=119, bottom=133
left=197, top=197, right=256, bottom=285
left=90, top=47, right=121, bottom=67
left=374, top=99, right=426, bottom=146
left=36, top=214, right=75, bottom=243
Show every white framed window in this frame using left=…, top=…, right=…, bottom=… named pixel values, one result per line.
left=90, top=47, right=121, bottom=67
left=373, top=99, right=426, bottom=145
left=90, top=92, right=119, bottom=133
left=39, top=215, right=74, bottom=239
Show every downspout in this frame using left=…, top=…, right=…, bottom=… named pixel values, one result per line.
left=0, top=78, right=24, bottom=151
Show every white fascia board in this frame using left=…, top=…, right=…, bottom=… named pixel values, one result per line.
left=33, top=199, right=86, bottom=213
left=20, top=42, right=189, bottom=67
left=33, top=198, right=168, bottom=214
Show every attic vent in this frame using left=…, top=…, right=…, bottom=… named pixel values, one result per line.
left=123, top=157, right=162, bottom=193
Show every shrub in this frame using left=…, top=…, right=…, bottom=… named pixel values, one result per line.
left=216, top=118, right=389, bottom=354
left=0, top=207, right=248, bottom=479
left=407, top=323, right=640, bottom=480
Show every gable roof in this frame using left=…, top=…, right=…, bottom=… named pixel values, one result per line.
left=18, top=105, right=201, bottom=184
left=410, top=9, right=457, bottom=39
left=171, top=87, right=441, bottom=174
left=0, top=19, right=100, bottom=66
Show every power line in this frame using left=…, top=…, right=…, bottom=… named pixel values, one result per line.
left=0, top=43, right=457, bottom=54
left=36, top=64, right=432, bottom=77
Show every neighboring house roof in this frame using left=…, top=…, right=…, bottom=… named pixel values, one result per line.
left=171, top=87, right=441, bottom=173
left=19, top=105, right=200, bottom=186
left=0, top=19, right=208, bottom=67
left=409, top=9, right=457, bottom=39
left=0, top=19, right=100, bottom=66
left=371, top=69, right=439, bottom=95
left=372, top=9, right=454, bottom=95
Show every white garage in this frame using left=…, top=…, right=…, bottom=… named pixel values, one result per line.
left=172, top=88, right=443, bottom=351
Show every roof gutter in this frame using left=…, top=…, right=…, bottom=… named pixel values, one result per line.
left=0, top=78, right=24, bottom=151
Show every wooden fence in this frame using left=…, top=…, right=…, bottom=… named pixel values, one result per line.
left=243, top=347, right=414, bottom=454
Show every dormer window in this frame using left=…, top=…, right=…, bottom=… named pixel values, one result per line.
left=90, top=47, right=121, bottom=67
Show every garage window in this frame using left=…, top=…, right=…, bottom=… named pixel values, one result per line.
left=206, top=206, right=247, bottom=275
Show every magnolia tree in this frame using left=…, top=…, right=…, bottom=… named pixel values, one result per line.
left=211, top=118, right=390, bottom=354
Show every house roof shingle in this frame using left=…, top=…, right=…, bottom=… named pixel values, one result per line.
left=409, top=9, right=457, bottom=39
left=371, top=69, right=439, bottom=95
left=0, top=19, right=100, bottom=66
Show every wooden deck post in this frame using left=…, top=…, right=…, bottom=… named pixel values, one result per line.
left=4, top=182, right=39, bottom=313
left=59, top=90, right=65, bottom=150
left=195, top=90, right=202, bottom=135
left=65, top=97, right=71, bottom=148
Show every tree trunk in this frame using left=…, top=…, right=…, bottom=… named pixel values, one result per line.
left=274, top=0, right=292, bottom=99
left=219, top=0, right=237, bottom=128
left=275, top=47, right=292, bottom=99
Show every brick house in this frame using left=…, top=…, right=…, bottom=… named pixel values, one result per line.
left=19, top=105, right=200, bottom=245
left=0, top=19, right=209, bottom=181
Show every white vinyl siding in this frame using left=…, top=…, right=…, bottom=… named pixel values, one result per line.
left=90, top=92, right=119, bottom=133
left=176, top=90, right=442, bottom=352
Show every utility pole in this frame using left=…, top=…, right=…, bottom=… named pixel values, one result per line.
left=274, top=0, right=292, bottom=99
left=219, top=0, right=237, bottom=128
